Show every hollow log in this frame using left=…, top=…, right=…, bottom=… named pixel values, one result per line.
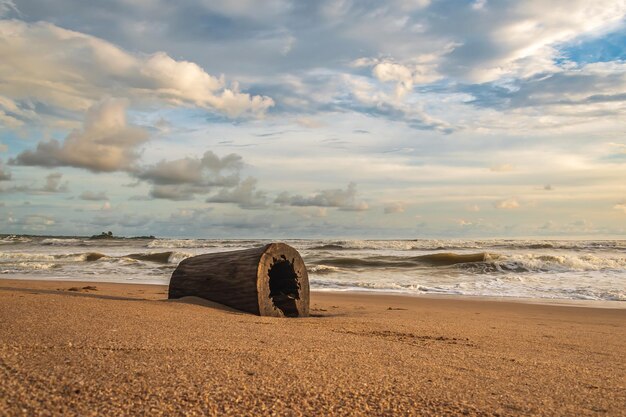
left=168, top=243, right=309, bottom=317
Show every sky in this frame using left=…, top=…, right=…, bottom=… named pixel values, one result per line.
left=0, top=0, right=625, bottom=239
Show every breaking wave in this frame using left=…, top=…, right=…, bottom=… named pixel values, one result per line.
left=0, top=251, right=191, bottom=266
left=307, top=252, right=626, bottom=273
left=2, top=237, right=624, bottom=302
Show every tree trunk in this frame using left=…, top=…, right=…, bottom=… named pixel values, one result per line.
left=168, top=243, right=309, bottom=317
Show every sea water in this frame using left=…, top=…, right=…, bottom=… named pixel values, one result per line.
left=1, top=236, right=625, bottom=303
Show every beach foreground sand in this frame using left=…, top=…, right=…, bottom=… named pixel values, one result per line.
left=0, top=279, right=624, bottom=416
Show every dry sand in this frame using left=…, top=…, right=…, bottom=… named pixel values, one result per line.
left=0, top=279, right=624, bottom=416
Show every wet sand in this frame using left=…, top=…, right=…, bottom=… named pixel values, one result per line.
left=0, top=279, right=624, bottom=416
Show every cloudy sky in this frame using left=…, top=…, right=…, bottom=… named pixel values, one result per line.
left=1, top=0, right=625, bottom=238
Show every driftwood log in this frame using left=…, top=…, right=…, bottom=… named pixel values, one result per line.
left=168, top=243, right=309, bottom=317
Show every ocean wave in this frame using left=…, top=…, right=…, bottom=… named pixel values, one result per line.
left=125, top=252, right=175, bottom=263
left=304, top=239, right=626, bottom=252
left=308, top=264, right=340, bottom=274
left=148, top=239, right=217, bottom=249
left=0, top=251, right=191, bottom=265
left=485, top=253, right=626, bottom=273
left=309, top=252, right=490, bottom=269
left=0, top=235, right=33, bottom=244
left=308, top=251, right=626, bottom=273
left=41, top=238, right=84, bottom=246
left=147, top=239, right=265, bottom=249
left=310, top=244, right=348, bottom=251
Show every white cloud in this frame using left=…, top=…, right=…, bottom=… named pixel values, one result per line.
left=206, top=177, right=267, bottom=209
left=11, top=99, right=149, bottom=172
left=0, top=20, right=274, bottom=118
left=495, top=198, right=520, bottom=209
left=275, top=182, right=368, bottom=211
left=343, top=74, right=454, bottom=132
left=371, top=58, right=442, bottom=97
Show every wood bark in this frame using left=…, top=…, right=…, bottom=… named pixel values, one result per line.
left=168, top=243, right=309, bottom=317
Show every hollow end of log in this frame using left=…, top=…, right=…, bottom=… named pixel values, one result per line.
left=257, top=243, right=309, bottom=317
left=267, top=255, right=301, bottom=317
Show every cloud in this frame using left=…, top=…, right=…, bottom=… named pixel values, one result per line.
left=384, top=202, right=406, bottom=214
left=494, top=198, right=520, bottom=209
left=343, top=73, right=454, bottom=132
left=0, top=171, right=68, bottom=194
left=357, top=56, right=443, bottom=98
left=79, top=191, right=108, bottom=201
left=42, top=172, right=68, bottom=193
left=134, top=151, right=243, bottom=200
left=468, top=62, right=626, bottom=115
left=275, top=182, right=368, bottom=211
left=614, top=203, right=626, bottom=214
left=0, top=95, right=35, bottom=128
left=206, top=177, right=267, bottom=209
left=149, top=185, right=205, bottom=201
left=135, top=152, right=241, bottom=186
left=0, top=0, right=19, bottom=17
left=10, top=99, right=149, bottom=172
left=438, top=1, right=626, bottom=83
left=0, top=20, right=274, bottom=118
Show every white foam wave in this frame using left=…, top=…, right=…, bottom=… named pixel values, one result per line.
left=14, top=262, right=60, bottom=270
left=168, top=251, right=192, bottom=264
left=1, top=252, right=58, bottom=262
left=0, top=235, right=32, bottom=244
left=305, top=239, right=626, bottom=252
left=41, top=238, right=83, bottom=246
left=147, top=239, right=217, bottom=249
left=491, top=253, right=626, bottom=272
left=308, top=265, right=340, bottom=274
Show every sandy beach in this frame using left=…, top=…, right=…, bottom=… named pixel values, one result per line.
left=0, top=279, right=624, bottom=416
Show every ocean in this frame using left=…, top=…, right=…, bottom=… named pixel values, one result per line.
left=1, top=235, right=625, bottom=303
